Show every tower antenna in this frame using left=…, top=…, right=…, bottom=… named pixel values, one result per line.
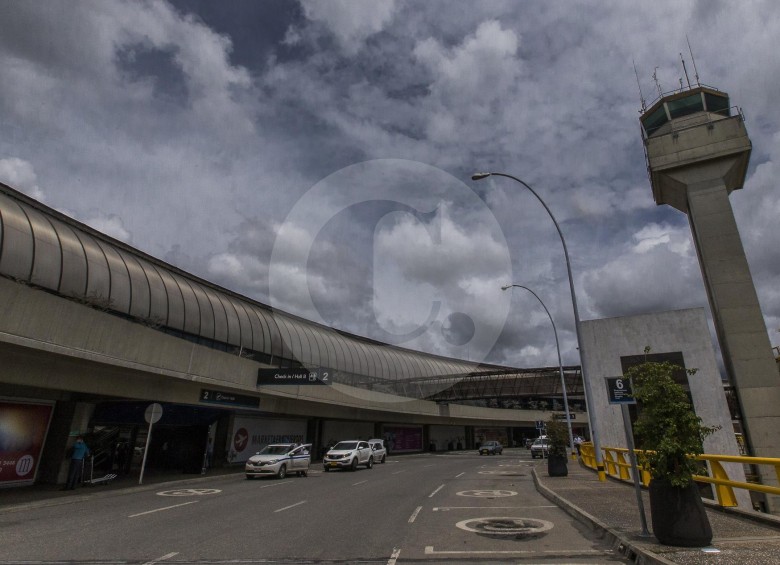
left=652, top=67, right=663, bottom=97
left=686, top=35, right=700, bottom=86
left=680, top=52, right=692, bottom=89
left=633, top=59, right=646, bottom=111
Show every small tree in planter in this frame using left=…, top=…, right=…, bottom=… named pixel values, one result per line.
left=626, top=356, right=719, bottom=547
left=546, top=418, right=569, bottom=477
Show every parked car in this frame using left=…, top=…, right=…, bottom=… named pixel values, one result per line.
left=478, top=440, right=503, bottom=455
left=530, top=438, right=550, bottom=459
left=323, top=440, right=374, bottom=471
left=245, top=443, right=311, bottom=479
left=368, top=438, right=387, bottom=463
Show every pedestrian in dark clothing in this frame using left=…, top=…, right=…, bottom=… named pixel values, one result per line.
left=64, top=436, right=90, bottom=490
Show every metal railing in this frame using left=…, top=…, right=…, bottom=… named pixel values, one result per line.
left=579, top=443, right=780, bottom=507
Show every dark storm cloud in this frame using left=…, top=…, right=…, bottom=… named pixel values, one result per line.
left=0, top=0, right=778, bottom=369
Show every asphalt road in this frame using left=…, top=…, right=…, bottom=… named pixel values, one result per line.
left=0, top=449, right=629, bottom=564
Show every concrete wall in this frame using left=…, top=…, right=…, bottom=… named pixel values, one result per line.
left=0, top=276, right=551, bottom=429
left=581, top=308, right=750, bottom=507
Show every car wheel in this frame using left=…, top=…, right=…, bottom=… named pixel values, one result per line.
left=381, top=455, right=386, bottom=464
left=366, top=456, right=373, bottom=469
left=301, top=470, right=308, bottom=477
left=245, top=475, right=254, bottom=480
left=350, top=458, right=358, bottom=471
left=276, top=464, right=287, bottom=479
left=324, top=466, right=330, bottom=472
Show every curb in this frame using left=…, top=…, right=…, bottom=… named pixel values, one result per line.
left=531, top=468, right=676, bottom=565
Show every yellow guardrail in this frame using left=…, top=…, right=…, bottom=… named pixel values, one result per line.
left=579, top=443, right=780, bottom=507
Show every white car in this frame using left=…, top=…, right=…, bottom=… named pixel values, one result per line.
left=323, top=440, right=373, bottom=471
left=245, top=443, right=311, bottom=479
left=368, top=439, right=387, bottom=463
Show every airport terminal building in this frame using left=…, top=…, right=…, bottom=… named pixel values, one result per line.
left=0, top=182, right=585, bottom=487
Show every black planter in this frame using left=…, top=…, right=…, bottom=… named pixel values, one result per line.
left=648, top=479, right=712, bottom=547
left=547, top=453, right=568, bottom=477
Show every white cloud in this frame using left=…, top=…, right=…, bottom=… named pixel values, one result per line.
left=300, top=0, right=397, bottom=55
left=0, top=157, right=44, bottom=201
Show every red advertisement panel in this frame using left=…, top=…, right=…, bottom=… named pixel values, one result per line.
left=382, top=425, right=423, bottom=453
left=0, top=401, right=54, bottom=487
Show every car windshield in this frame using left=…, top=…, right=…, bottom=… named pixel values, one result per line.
left=333, top=441, right=358, bottom=450
left=258, top=445, right=292, bottom=455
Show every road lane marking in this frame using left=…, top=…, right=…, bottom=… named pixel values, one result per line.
left=258, top=481, right=291, bottom=489
left=408, top=506, right=422, bottom=523
left=433, top=505, right=557, bottom=511
left=387, top=548, right=401, bottom=565
left=392, top=470, right=406, bottom=475
left=142, top=552, right=179, bottom=564
left=274, top=500, right=307, bottom=513
left=455, top=472, right=465, bottom=478
left=422, top=464, right=435, bottom=468
left=425, top=546, right=606, bottom=556
left=428, top=484, right=445, bottom=498
left=352, top=480, right=368, bottom=486
left=129, top=501, right=198, bottom=518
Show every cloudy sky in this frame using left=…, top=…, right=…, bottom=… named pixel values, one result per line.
left=1, top=0, right=778, bottom=371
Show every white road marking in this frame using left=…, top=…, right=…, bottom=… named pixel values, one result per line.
left=352, top=480, right=368, bottom=486
left=142, top=552, right=179, bottom=564
left=425, top=546, right=606, bottom=556
left=274, top=500, right=307, bottom=513
left=455, top=472, right=465, bottom=478
left=422, top=464, right=436, bottom=468
left=428, top=484, right=445, bottom=498
left=387, top=548, right=401, bottom=565
left=258, top=481, right=290, bottom=489
left=129, top=501, right=198, bottom=518
left=392, top=470, right=406, bottom=475
left=433, top=505, right=557, bottom=511
left=408, top=506, right=422, bottom=523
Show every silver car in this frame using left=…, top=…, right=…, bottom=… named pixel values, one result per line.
left=368, top=438, right=387, bottom=463
left=245, top=443, right=311, bottom=479
left=323, top=440, right=373, bottom=471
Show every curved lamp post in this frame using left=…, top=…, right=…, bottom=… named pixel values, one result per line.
left=501, top=284, right=576, bottom=459
left=473, top=171, right=605, bottom=480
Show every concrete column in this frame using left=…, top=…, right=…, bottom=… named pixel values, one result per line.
left=686, top=180, right=780, bottom=511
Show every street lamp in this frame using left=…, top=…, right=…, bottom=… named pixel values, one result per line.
left=501, top=284, right=576, bottom=459
left=473, top=171, right=605, bottom=480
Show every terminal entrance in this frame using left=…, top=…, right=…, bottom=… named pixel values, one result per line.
left=89, top=402, right=226, bottom=478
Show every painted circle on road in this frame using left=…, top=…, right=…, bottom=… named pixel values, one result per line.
left=456, top=517, right=554, bottom=536
left=157, top=488, right=222, bottom=497
left=456, top=489, right=517, bottom=498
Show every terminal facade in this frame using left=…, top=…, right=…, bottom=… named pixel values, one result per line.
left=0, top=182, right=586, bottom=488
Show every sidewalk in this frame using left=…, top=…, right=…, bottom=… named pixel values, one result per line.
left=0, top=467, right=244, bottom=512
left=533, top=462, right=780, bottom=565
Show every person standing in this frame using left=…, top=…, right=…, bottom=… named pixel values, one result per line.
left=64, top=436, right=90, bottom=490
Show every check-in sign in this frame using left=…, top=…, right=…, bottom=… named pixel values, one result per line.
left=257, top=367, right=332, bottom=386
left=605, top=377, right=636, bottom=404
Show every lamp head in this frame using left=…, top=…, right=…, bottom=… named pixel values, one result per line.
left=471, top=172, right=492, bottom=181
left=500, top=285, right=511, bottom=291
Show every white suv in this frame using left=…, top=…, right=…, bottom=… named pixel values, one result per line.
left=323, top=440, right=373, bottom=471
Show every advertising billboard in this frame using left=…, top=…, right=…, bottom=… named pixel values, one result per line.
left=382, top=425, right=423, bottom=453
left=0, top=400, right=54, bottom=488
left=228, top=416, right=306, bottom=463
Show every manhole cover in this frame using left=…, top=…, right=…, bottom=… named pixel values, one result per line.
left=456, top=489, right=517, bottom=498
left=157, top=488, right=222, bottom=497
left=456, top=517, right=554, bottom=539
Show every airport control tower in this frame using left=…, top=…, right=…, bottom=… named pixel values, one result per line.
left=640, top=83, right=780, bottom=512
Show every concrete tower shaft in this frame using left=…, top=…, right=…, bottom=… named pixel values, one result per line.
left=641, top=85, right=780, bottom=512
